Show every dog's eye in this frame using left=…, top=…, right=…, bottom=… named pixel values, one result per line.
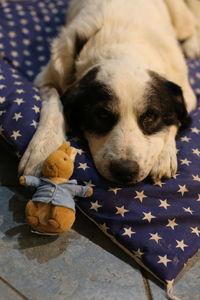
left=143, top=111, right=157, bottom=125
left=140, top=109, right=160, bottom=134
left=95, top=108, right=111, bottom=120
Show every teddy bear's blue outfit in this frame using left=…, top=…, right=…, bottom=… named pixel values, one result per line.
left=23, top=176, right=91, bottom=211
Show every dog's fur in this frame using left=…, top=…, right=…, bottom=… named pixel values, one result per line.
left=19, top=0, right=200, bottom=183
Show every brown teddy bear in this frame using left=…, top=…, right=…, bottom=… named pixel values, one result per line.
left=19, top=142, right=93, bottom=234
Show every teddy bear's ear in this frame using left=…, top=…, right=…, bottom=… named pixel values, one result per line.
left=58, top=142, right=71, bottom=153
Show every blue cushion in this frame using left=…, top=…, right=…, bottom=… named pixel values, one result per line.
left=0, top=0, right=199, bottom=289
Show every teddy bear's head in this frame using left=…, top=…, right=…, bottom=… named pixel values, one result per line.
left=42, top=142, right=77, bottom=180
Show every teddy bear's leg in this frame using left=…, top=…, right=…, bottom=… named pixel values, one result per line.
left=26, top=201, right=53, bottom=230
left=25, top=200, right=40, bottom=226
left=48, top=206, right=75, bottom=233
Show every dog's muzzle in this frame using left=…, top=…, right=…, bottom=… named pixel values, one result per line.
left=109, top=159, right=139, bottom=183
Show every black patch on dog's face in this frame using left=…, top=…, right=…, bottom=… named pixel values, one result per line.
left=139, top=71, right=191, bottom=134
left=61, top=67, right=119, bottom=135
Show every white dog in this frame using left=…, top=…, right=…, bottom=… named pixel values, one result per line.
left=19, top=0, right=200, bottom=184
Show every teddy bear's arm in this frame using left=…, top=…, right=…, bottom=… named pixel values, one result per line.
left=22, top=175, right=42, bottom=187
left=74, top=185, right=92, bottom=198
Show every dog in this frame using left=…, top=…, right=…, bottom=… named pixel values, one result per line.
left=19, top=0, right=200, bottom=184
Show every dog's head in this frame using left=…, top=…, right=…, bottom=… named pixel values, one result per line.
left=61, top=62, right=190, bottom=184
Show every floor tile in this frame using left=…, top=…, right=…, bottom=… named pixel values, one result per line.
left=0, top=278, right=28, bottom=300
left=0, top=182, right=147, bottom=300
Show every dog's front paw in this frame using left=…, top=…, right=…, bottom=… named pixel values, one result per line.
left=182, top=33, right=200, bottom=59
left=18, top=127, right=66, bottom=176
left=150, top=146, right=177, bottom=183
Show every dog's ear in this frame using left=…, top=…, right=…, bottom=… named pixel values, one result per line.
left=61, top=81, right=83, bottom=131
left=61, top=67, right=100, bottom=131
left=35, top=22, right=100, bottom=93
left=148, top=71, right=191, bottom=131
left=164, top=80, right=191, bottom=130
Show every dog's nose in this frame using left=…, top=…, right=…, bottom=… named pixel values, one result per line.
left=109, top=159, right=139, bottom=183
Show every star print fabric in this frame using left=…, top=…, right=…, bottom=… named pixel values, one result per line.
left=0, top=0, right=199, bottom=285
left=0, top=58, right=41, bottom=155
left=0, top=0, right=69, bottom=155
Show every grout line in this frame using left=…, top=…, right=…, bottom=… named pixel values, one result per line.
left=0, top=277, right=30, bottom=300
left=141, top=270, right=154, bottom=300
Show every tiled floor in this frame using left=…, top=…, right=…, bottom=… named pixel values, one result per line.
left=0, top=143, right=199, bottom=300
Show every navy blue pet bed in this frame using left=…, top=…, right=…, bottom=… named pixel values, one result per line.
left=0, top=1, right=199, bottom=297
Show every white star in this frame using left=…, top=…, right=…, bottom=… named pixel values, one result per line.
left=158, top=255, right=171, bottom=267
left=166, top=218, right=178, bottom=230
left=115, top=206, right=129, bottom=217
left=90, top=201, right=102, bottom=212
left=14, top=98, right=25, bottom=105
left=0, top=75, right=5, bottom=80
left=16, top=89, right=25, bottom=94
left=12, top=112, right=22, bottom=121
left=108, top=187, right=122, bottom=195
left=134, top=190, right=147, bottom=202
left=32, top=105, right=40, bottom=113
left=133, top=248, right=144, bottom=259
left=11, top=51, right=18, bottom=57
left=23, top=39, right=31, bottom=46
left=192, top=148, right=200, bottom=157
left=177, top=184, right=188, bottom=196
left=0, top=97, right=5, bottom=103
left=14, top=81, right=23, bottom=85
left=154, top=180, right=166, bottom=187
left=13, top=61, right=20, bottom=68
left=176, top=240, right=188, bottom=251
left=192, top=174, right=200, bottom=182
left=180, top=158, right=192, bottom=166
left=173, top=173, right=180, bottom=179
left=99, top=223, right=109, bottom=233
left=12, top=74, right=19, bottom=79
left=159, top=199, right=170, bottom=210
left=180, top=136, right=191, bottom=142
left=190, top=227, right=200, bottom=237
left=191, top=127, right=200, bottom=134
left=0, top=110, right=6, bottom=116
left=0, top=125, right=4, bottom=135
left=0, top=85, right=6, bottom=90
left=30, top=120, right=38, bottom=128
left=76, top=148, right=84, bottom=155
left=27, top=70, right=34, bottom=77
left=83, top=180, right=95, bottom=187
left=11, top=130, right=22, bottom=140
left=122, top=227, right=135, bottom=238
left=78, top=163, right=89, bottom=170
left=183, top=207, right=194, bottom=214
left=142, top=212, right=156, bottom=223
left=149, top=233, right=162, bottom=243
left=8, top=31, right=16, bottom=38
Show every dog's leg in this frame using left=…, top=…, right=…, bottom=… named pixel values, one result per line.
left=164, top=0, right=196, bottom=41
left=150, top=126, right=178, bottom=182
left=182, top=0, right=200, bottom=58
left=164, top=0, right=200, bottom=58
left=18, top=87, right=66, bottom=176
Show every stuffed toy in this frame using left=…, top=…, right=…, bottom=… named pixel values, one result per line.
left=19, top=142, right=93, bottom=234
